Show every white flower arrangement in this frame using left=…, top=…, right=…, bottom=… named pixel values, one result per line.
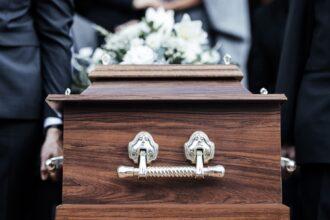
left=72, top=8, right=220, bottom=92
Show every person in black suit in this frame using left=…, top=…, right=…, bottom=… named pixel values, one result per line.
left=75, top=0, right=161, bottom=31
left=276, top=0, right=330, bottom=219
left=0, top=0, right=73, bottom=219
left=248, top=0, right=289, bottom=94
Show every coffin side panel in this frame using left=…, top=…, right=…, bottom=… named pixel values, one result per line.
left=56, top=204, right=289, bottom=220
left=62, top=103, right=282, bottom=204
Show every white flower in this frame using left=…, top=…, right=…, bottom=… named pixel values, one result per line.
left=183, top=43, right=203, bottom=63
left=130, top=38, right=144, bottom=48
left=78, top=47, right=93, bottom=58
left=164, top=37, right=201, bottom=63
left=145, top=8, right=174, bottom=35
left=104, top=34, right=128, bottom=51
left=146, top=33, right=164, bottom=49
left=174, top=14, right=207, bottom=44
left=104, top=22, right=150, bottom=51
left=92, top=48, right=105, bottom=63
left=163, top=36, right=185, bottom=52
left=72, top=6, right=224, bottom=91
left=122, top=45, right=155, bottom=64
left=118, top=22, right=149, bottom=39
left=200, top=50, right=221, bottom=64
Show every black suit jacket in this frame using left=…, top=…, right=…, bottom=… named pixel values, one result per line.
left=275, top=0, right=314, bottom=145
left=75, top=0, right=141, bottom=31
left=0, top=0, right=74, bottom=120
left=276, top=0, right=330, bottom=163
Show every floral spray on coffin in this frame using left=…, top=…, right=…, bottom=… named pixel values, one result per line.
left=72, top=8, right=221, bottom=92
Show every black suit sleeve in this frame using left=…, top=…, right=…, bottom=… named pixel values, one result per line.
left=276, top=0, right=313, bottom=145
left=33, top=0, right=74, bottom=119
left=97, top=0, right=133, bottom=10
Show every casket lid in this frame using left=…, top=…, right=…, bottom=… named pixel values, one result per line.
left=47, top=65, right=286, bottom=103
left=89, top=65, right=243, bottom=80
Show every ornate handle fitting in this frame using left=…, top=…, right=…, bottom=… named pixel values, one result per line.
left=117, top=131, right=225, bottom=179
left=45, top=156, right=64, bottom=171
left=128, top=131, right=158, bottom=164
left=281, top=157, right=296, bottom=173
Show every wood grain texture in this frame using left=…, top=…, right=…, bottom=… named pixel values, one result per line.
left=89, top=65, right=243, bottom=80
left=47, top=94, right=286, bottom=103
left=56, top=204, right=289, bottom=220
left=84, top=65, right=250, bottom=97
left=83, top=80, right=249, bottom=96
left=47, top=64, right=287, bottom=102
left=55, top=65, right=288, bottom=219
left=62, top=103, right=282, bottom=205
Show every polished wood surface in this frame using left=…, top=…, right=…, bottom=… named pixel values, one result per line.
left=83, top=80, right=249, bottom=96
left=89, top=65, right=243, bottom=80
left=56, top=204, right=289, bottom=220
left=48, top=94, right=286, bottom=102
left=47, top=65, right=286, bottom=100
left=53, top=65, right=288, bottom=219
left=62, top=102, right=282, bottom=205
left=84, top=65, right=250, bottom=96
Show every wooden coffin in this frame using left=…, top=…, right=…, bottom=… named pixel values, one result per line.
left=48, top=65, right=289, bottom=219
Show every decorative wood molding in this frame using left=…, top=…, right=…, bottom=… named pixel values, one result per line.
left=47, top=94, right=286, bottom=103
left=56, top=204, right=289, bottom=220
left=89, top=65, right=243, bottom=81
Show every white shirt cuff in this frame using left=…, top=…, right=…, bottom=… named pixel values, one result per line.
left=44, top=117, right=63, bottom=128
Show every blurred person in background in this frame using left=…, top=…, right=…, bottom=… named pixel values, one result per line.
left=247, top=1, right=299, bottom=218
left=204, top=0, right=251, bottom=87
left=156, top=0, right=209, bottom=29
left=248, top=0, right=289, bottom=94
left=156, top=0, right=252, bottom=86
left=0, top=0, right=73, bottom=219
left=75, top=0, right=160, bottom=32
left=277, top=0, right=330, bottom=219
left=75, top=0, right=209, bottom=33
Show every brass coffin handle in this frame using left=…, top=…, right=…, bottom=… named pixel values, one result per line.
left=117, top=131, right=225, bottom=179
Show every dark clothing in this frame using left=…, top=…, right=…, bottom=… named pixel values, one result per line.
left=0, top=120, right=41, bottom=220
left=0, top=0, right=74, bottom=120
left=35, top=180, right=62, bottom=220
left=0, top=1, right=38, bottom=46
left=248, top=0, right=289, bottom=94
left=282, top=170, right=300, bottom=220
left=294, top=165, right=330, bottom=220
left=277, top=0, right=330, bottom=218
left=295, top=71, right=330, bottom=164
left=75, top=0, right=141, bottom=31
left=0, top=120, right=62, bottom=220
left=305, top=0, right=330, bottom=72
left=277, top=0, right=330, bottom=162
left=0, top=46, right=42, bottom=119
left=276, top=0, right=324, bottom=148
left=0, top=0, right=73, bottom=219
